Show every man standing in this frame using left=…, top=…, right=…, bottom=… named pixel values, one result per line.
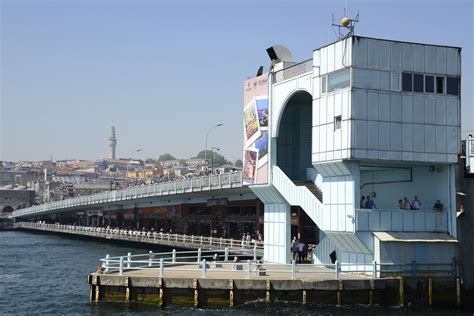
left=291, top=237, right=298, bottom=262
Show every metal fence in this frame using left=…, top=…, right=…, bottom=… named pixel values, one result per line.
left=12, top=171, right=243, bottom=218
left=98, top=249, right=458, bottom=280
left=15, top=222, right=264, bottom=253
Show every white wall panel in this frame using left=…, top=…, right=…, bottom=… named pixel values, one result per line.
left=402, top=95, right=413, bottom=123
left=414, top=44, right=425, bottom=72
left=413, top=124, right=425, bottom=152
left=327, top=94, right=335, bottom=123
left=313, top=99, right=320, bottom=126
left=424, top=97, right=436, bottom=124
left=390, top=42, right=402, bottom=71
left=379, top=93, right=390, bottom=121
left=368, top=39, right=379, bottom=69
left=354, top=37, right=368, bottom=68
left=446, top=98, right=458, bottom=126
left=379, top=122, right=391, bottom=150
left=424, top=45, right=435, bottom=74
left=367, top=92, right=378, bottom=121
left=390, top=94, right=402, bottom=122
left=435, top=98, right=447, bottom=125
left=334, top=93, right=342, bottom=117
left=327, top=43, right=335, bottom=73
left=402, top=43, right=414, bottom=71
left=402, top=123, right=414, bottom=152
left=342, top=91, right=350, bottom=120
left=334, top=40, right=343, bottom=71
left=367, top=121, right=378, bottom=150
left=425, top=125, right=436, bottom=152
left=320, top=47, right=327, bottom=75
left=435, top=126, right=447, bottom=153
left=378, top=40, right=390, bottom=70
left=353, top=90, right=367, bottom=120
left=320, top=96, right=327, bottom=125
left=446, top=47, right=460, bottom=76
left=390, top=123, right=402, bottom=151
left=435, top=46, right=447, bottom=74
left=413, top=96, right=425, bottom=124
left=354, top=120, right=367, bottom=149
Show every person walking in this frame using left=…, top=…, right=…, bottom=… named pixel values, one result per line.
left=291, top=237, right=298, bottom=262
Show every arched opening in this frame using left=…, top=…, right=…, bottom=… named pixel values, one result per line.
left=2, top=206, right=14, bottom=213
left=276, top=90, right=312, bottom=181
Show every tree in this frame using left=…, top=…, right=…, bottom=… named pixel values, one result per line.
left=195, top=150, right=229, bottom=167
left=234, top=159, right=243, bottom=168
left=158, top=153, right=176, bottom=161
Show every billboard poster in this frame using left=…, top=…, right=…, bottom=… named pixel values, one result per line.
left=243, top=74, right=269, bottom=185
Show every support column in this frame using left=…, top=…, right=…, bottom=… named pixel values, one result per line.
left=264, top=203, right=291, bottom=263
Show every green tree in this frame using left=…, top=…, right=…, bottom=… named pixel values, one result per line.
left=195, top=150, right=229, bottom=167
left=158, top=153, right=176, bottom=161
left=234, top=159, right=243, bottom=168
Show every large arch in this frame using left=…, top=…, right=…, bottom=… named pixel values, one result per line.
left=2, top=206, right=14, bottom=213
left=276, top=90, right=312, bottom=181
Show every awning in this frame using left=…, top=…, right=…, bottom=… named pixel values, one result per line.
left=373, top=232, right=458, bottom=243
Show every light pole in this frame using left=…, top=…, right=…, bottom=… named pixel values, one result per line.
left=126, top=149, right=142, bottom=183
left=211, top=147, right=220, bottom=174
left=205, top=123, right=223, bottom=171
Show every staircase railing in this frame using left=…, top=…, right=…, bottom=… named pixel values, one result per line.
left=272, top=166, right=325, bottom=229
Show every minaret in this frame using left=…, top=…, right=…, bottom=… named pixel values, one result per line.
left=108, top=126, right=117, bottom=160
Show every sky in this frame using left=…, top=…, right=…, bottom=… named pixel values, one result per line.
left=1, top=0, right=473, bottom=162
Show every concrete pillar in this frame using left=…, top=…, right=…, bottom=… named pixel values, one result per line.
left=264, top=203, right=291, bottom=263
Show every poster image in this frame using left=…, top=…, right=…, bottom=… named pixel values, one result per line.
left=243, top=98, right=261, bottom=146
left=243, top=148, right=259, bottom=184
left=256, top=96, right=269, bottom=128
left=255, top=132, right=268, bottom=167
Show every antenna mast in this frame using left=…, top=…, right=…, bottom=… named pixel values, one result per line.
left=332, top=9, right=359, bottom=40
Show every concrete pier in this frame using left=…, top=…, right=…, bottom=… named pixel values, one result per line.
left=88, top=268, right=464, bottom=308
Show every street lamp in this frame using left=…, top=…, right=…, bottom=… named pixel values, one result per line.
left=205, top=124, right=223, bottom=171
left=126, top=149, right=142, bottom=183
left=211, top=147, right=220, bottom=174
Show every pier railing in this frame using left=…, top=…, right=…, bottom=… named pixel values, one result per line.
left=97, top=250, right=458, bottom=280
left=12, top=171, right=243, bottom=218
left=15, top=222, right=264, bottom=253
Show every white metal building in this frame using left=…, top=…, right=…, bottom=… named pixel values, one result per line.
left=251, top=35, right=461, bottom=269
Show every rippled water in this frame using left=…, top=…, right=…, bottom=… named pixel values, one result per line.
left=0, top=230, right=471, bottom=315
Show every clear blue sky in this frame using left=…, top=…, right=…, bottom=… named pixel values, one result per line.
left=1, top=0, right=472, bottom=162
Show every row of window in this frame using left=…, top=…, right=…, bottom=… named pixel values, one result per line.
left=401, top=72, right=459, bottom=95
left=321, top=68, right=460, bottom=96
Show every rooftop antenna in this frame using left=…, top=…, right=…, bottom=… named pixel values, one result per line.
left=332, top=8, right=359, bottom=40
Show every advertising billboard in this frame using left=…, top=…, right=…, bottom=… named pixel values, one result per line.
left=243, top=74, right=269, bottom=185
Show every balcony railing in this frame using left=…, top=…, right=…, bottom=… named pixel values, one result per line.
left=355, top=208, right=447, bottom=233
left=273, top=59, right=313, bottom=83
left=12, top=172, right=243, bottom=218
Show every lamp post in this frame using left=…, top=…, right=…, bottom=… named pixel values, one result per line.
left=126, top=149, right=142, bottom=183
left=211, top=147, right=220, bottom=174
left=205, top=124, right=223, bottom=172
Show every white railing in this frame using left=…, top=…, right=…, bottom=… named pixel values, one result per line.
left=12, top=171, right=243, bottom=218
left=273, top=59, right=313, bottom=83
left=15, top=222, right=264, bottom=253
left=97, top=250, right=457, bottom=279
left=355, top=208, right=448, bottom=232
left=272, top=166, right=324, bottom=229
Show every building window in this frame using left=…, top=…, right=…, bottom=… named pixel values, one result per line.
left=321, top=76, right=327, bottom=94
left=436, top=76, right=444, bottom=94
left=327, top=68, right=350, bottom=92
left=402, top=72, right=412, bottom=92
left=425, top=75, right=434, bottom=93
left=447, top=77, right=459, bottom=95
left=334, top=116, right=342, bottom=131
left=413, top=73, right=423, bottom=92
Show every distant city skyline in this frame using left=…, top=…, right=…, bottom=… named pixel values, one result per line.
left=1, top=0, right=473, bottom=162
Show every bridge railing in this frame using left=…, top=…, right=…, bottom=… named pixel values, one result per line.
left=15, top=222, right=264, bottom=252
left=97, top=250, right=458, bottom=280
left=13, top=171, right=243, bottom=218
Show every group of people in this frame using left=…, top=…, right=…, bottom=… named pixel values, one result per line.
left=397, top=196, right=423, bottom=210
left=241, top=232, right=263, bottom=245
left=291, top=237, right=310, bottom=263
left=360, top=195, right=377, bottom=209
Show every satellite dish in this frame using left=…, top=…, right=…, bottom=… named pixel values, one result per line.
left=256, top=66, right=264, bottom=77
left=266, top=45, right=293, bottom=63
